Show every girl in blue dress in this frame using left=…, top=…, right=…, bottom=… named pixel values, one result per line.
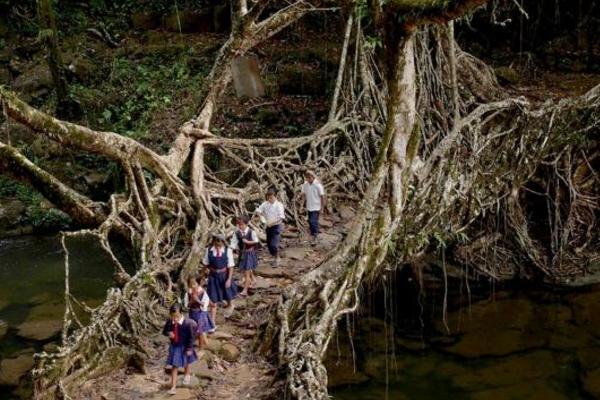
left=230, top=215, right=259, bottom=296
left=185, top=275, right=215, bottom=349
left=203, top=233, right=238, bottom=327
left=163, top=303, right=197, bottom=394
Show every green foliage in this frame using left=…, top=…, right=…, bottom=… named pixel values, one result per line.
left=0, top=176, right=72, bottom=231
left=73, top=52, right=207, bottom=140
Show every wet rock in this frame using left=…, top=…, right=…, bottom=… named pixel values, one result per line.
left=17, top=319, right=62, bottom=341
left=0, top=320, right=7, bottom=339
left=471, top=380, right=569, bottom=400
left=451, top=351, right=559, bottom=392
left=570, top=291, right=600, bottom=337
left=219, top=343, right=240, bottom=362
left=28, top=301, right=64, bottom=320
left=439, top=298, right=547, bottom=357
left=582, top=368, right=600, bottom=398
left=29, top=292, right=54, bottom=305
left=362, top=354, right=405, bottom=379
left=0, top=354, right=34, bottom=386
left=325, top=356, right=370, bottom=388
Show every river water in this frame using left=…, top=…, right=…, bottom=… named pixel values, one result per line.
left=326, top=273, right=600, bottom=399
left=0, top=234, right=116, bottom=399
left=2, top=236, right=600, bottom=399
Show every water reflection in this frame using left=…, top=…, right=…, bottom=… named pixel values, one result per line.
left=327, top=277, right=600, bottom=399
left=0, top=234, right=117, bottom=399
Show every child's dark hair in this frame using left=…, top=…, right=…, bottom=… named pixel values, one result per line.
left=237, top=214, right=250, bottom=224
left=169, top=303, right=182, bottom=314
left=266, top=187, right=277, bottom=197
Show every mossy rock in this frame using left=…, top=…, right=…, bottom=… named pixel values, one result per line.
left=219, top=343, right=240, bottom=362
left=494, top=66, right=520, bottom=84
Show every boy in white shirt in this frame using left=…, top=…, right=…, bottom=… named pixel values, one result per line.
left=255, top=188, right=285, bottom=267
left=300, top=170, right=325, bottom=245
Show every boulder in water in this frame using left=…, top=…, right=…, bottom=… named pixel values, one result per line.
left=17, top=319, right=62, bottom=341
left=582, top=368, right=600, bottom=398
left=0, top=319, right=8, bottom=339
left=0, top=354, right=34, bottom=386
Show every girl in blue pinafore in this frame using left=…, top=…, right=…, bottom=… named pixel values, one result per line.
left=163, top=303, right=197, bottom=395
left=230, top=215, right=259, bottom=297
left=185, top=275, right=215, bottom=349
left=203, top=233, right=238, bottom=327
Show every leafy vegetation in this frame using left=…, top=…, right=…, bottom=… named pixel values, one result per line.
left=0, top=176, right=72, bottom=231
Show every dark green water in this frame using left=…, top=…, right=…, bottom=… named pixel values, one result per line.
left=327, top=283, right=600, bottom=400
left=0, top=234, right=115, bottom=399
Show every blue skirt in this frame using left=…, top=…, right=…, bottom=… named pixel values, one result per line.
left=166, top=343, right=197, bottom=368
left=239, top=250, right=258, bottom=270
left=189, top=309, right=215, bottom=334
left=207, top=271, right=238, bottom=303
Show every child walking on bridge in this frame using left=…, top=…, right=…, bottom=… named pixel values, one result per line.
left=163, top=303, right=197, bottom=394
left=230, top=215, right=259, bottom=296
left=203, top=233, right=237, bottom=326
left=184, top=275, right=214, bottom=348
left=301, top=170, right=325, bottom=245
left=255, top=188, right=285, bottom=267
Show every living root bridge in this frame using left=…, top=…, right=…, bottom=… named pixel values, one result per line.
left=0, top=0, right=599, bottom=399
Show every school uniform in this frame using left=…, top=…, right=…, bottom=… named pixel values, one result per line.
left=256, top=200, right=285, bottom=256
left=203, top=246, right=238, bottom=303
left=163, top=316, right=198, bottom=368
left=184, top=288, right=215, bottom=334
left=230, top=227, right=259, bottom=270
left=301, top=180, right=325, bottom=237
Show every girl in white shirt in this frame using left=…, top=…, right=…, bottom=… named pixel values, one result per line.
left=184, top=275, right=214, bottom=348
left=203, top=233, right=237, bottom=324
